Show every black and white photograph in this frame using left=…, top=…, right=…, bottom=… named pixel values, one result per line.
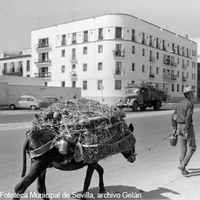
left=1, top=0, right=200, bottom=199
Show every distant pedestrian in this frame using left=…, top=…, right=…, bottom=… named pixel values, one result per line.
left=73, top=92, right=76, bottom=99
left=171, top=86, right=196, bottom=176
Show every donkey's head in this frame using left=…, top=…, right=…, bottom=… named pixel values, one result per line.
left=121, top=123, right=136, bottom=163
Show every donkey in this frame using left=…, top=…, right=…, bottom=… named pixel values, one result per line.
left=13, top=123, right=136, bottom=200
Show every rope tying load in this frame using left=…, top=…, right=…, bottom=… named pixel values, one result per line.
left=29, top=98, right=135, bottom=163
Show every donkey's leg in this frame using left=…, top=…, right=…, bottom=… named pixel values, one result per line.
left=14, top=160, right=48, bottom=200
left=82, top=163, right=96, bottom=197
left=37, top=170, right=50, bottom=200
left=95, top=163, right=105, bottom=193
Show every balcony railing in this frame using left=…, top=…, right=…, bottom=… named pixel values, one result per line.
left=149, top=57, right=155, bottom=63
left=70, top=55, right=77, bottom=63
left=171, top=75, right=177, bottom=81
left=3, top=71, right=23, bottom=76
left=149, top=73, right=155, bottom=78
left=36, top=43, right=51, bottom=51
left=35, top=59, right=51, bottom=66
left=182, top=64, right=187, bottom=69
left=113, top=69, right=125, bottom=76
left=113, top=49, right=125, bottom=57
left=182, top=76, right=187, bottom=82
left=35, top=72, right=51, bottom=78
left=69, top=71, right=77, bottom=79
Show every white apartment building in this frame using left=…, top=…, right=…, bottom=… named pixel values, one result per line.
left=31, top=13, right=197, bottom=104
left=0, top=49, right=32, bottom=77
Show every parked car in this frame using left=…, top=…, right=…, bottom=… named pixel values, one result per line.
left=39, top=96, right=59, bottom=108
left=9, top=95, right=40, bottom=110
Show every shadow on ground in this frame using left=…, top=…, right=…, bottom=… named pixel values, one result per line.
left=75, top=185, right=180, bottom=199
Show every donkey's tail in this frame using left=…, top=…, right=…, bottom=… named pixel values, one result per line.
left=21, top=138, right=29, bottom=178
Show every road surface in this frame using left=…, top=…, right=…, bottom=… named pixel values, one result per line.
left=1, top=107, right=200, bottom=200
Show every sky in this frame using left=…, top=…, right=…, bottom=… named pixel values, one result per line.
left=0, top=0, right=200, bottom=52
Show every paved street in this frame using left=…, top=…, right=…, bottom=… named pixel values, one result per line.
left=1, top=108, right=200, bottom=200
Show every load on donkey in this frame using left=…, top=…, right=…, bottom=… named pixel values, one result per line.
left=13, top=98, right=136, bottom=200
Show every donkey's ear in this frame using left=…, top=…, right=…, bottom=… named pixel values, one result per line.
left=129, top=123, right=134, bottom=132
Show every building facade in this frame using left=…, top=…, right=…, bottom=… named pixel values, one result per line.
left=31, top=13, right=197, bottom=104
left=0, top=49, right=32, bottom=77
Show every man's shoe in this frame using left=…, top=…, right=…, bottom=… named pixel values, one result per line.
left=178, top=165, right=189, bottom=176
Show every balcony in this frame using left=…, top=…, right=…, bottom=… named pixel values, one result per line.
left=171, top=61, right=177, bottom=67
left=182, top=76, right=187, bottom=82
left=149, top=73, right=155, bottom=78
left=36, top=43, right=51, bottom=52
left=171, top=75, right=177, bottom=81
left=182, top=64, right=187, bottom=69
left=113, top=49, right=125, bottom=57
left=113, top=69, right=125, bottom=76
left=70, top=55, right=78, bottom=64
left=3, top=71, right=23, bottom=76
left=35, top=72, right=51, bottom=78
left=149, top=56, right=155, bottom=63
left=69, top=70, right=77, bottom=80
left=35, top=59, right=51, bottom=67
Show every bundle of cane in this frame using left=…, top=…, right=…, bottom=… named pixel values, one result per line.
left=31, top=98, right=133, bottom=163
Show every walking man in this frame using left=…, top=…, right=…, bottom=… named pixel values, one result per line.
left=171, top=86, right=196, bottom=176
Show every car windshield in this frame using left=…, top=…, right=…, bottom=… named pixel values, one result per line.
left=125, top=88, right=139, bottom=95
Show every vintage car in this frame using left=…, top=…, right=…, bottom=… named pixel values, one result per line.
left=39, top=96, right=58, bottom=108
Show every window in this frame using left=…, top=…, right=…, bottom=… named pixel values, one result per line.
left=115, top=80, right=122, bottom=90
left=72, top=48, right=76, bottom=60
left=62, top=35, right=66, bottom=45
left=61, top=81, right=65, bottom=87
left=83, top=47, right=87, bottom=55
left=61, top=50, right=65, bottom=57
left=115, top=27, right=122, bottom=39
left=98, top=45, right=103, bottom=53
left=38, top=38, right=49, bottom=48
left=142, top=65, right=145, bottom=73
left=83, top=31, right=88, bottom=42
left=83, top=63, right=87, bottom=71
left=98, top=28, right=103, bottom=40
left=132, top=63, right=135, bottom=71
left=72, top=81, right=76, bottom=88
left=156, top=67, right=159, bottom=74
left=97, top=80, right=103, bottom=90
left=142, top=48, right=145, bottom=56
left=72, top=33, right=76, bottom=43
left=98, top=62, right=103, bottom=71
left=72, top=64, right=76, bottom=70
left=115, top=62, right=122, bottom=75
left=172, top=84, right=174, bottom=92
left=3, top=63, right=7, bottom=73
left=177, top=84, right=179, bottom=92
left=61, top=65, right=65, bottom=73
left=132, top=29, right=135, bottom=41
left=156, top=52, right=159, bottom=60
left=83, top=81, right=87, bottom=90
left=132, top=46, right=135, bottom=54
left=26, top=60, right=30, bottom=72
left=177, top=71, right=179, bottom=78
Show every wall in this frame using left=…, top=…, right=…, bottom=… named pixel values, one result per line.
left=7, top=85, right=81, bottom=104
left=0, top=75, right=44, bottom=86
left=0, top=82, right=8, bottom=105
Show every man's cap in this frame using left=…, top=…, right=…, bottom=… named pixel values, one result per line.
left=182, top=86, right=195, bottom=94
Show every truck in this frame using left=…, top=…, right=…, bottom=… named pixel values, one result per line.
left=117, top=82, right=167, bottom=111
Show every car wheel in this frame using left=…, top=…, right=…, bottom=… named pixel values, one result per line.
left=30, top=105, right=37, bottom=110
left=132, top=102, right=138, bottom=111
left=10, top=104, right=16, bottom=110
